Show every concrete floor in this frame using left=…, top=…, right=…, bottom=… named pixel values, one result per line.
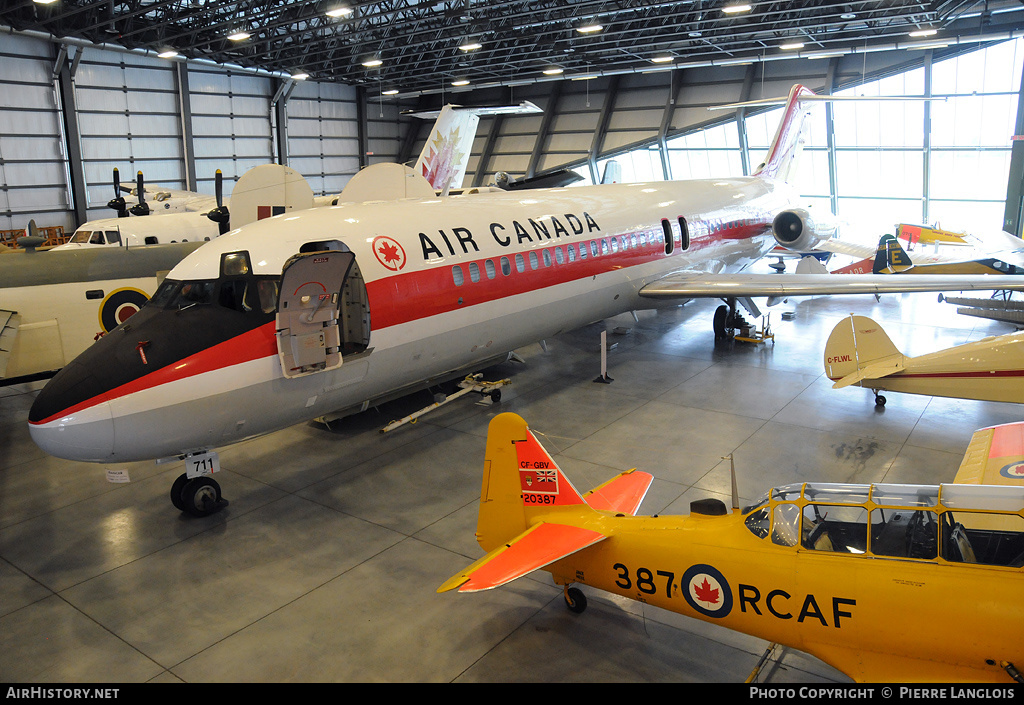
left=1, top=284, right=1020, bottom=683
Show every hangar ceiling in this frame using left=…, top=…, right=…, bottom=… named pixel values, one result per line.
left=3, top=1, right=1024, bottom=97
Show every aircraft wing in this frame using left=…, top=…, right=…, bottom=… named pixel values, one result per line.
left=638, top=272, right=1024, bottom=300
left=583, top=469, right=654, bottom=515
left=0, top=310, right=18, bottom=378
left=437, top=522, right=606, bottom=593
left=954, top=422, right=1024, bottom=487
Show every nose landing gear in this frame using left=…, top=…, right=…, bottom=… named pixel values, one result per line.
left=170, top=473, right=229, bottom=517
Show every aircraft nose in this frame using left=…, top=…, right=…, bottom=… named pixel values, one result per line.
left=28, top=360, right=116, bottom=462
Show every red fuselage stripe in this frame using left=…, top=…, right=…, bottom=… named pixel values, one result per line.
left=33, top=222, right=771, bottom=425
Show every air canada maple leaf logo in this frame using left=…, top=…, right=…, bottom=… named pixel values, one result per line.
left=681, top=564, right=733, bottom=619
left=372, top=236, right=407, bottom=272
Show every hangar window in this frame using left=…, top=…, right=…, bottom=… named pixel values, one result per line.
left=452, top=265, right=465, bottom=286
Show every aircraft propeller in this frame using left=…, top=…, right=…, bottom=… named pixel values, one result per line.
left=206, top=169, right=230, bottom=235
left=106, top=167, right=130, bottom=218
left=128, top=171, right=151, bottom=216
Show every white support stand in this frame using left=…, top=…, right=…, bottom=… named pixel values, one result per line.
left=381, top=373, right=511, bottom=433
left=593, top=330, right=613, bottom=384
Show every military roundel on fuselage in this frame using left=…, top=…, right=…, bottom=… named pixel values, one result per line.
left=99, top=287, right=150, bottom=333
left=681, top=563, right=733, bottom=619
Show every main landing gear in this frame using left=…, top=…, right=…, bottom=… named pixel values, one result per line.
left=713, top=297, right=762, bottom=344
left=170, top=472, right=229, bottom=517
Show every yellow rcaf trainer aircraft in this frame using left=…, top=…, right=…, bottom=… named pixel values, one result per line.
left=439, top=412, right=1024, bottom=683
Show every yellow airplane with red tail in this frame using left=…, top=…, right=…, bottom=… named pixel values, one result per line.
left=439, top=412, right=1024, bottom=683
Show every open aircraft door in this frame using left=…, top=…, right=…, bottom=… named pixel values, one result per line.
left=276, top=250, right=354, bottom=379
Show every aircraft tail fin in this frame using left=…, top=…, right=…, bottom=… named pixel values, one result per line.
left=873, top=234, right=915, bottom=274
left=224, top=164, right=315, bottom=230
left=412, top=101, right=542, bottom=192
left=752, top=84, right=817, bottom=183
left=473, top=413, right=592, bottom=552
left=440, top=412, right=612, bottom=593
left=601, top=160, right=621, bottom=184
left=824, top=315, right=906, bottom=388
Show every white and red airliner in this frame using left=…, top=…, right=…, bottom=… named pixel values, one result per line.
left=28, top=85, right=1024, bottom=516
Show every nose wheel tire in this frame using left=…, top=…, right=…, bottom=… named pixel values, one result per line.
left=171, top=473, right=228, bottom=517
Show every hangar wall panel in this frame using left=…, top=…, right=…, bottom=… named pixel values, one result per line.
left=0, top=33, right=72, bottom=232
left=74, top=50, right=185, bottom=218
left=189, top=68, right=275, bottom=198
left=286, top=80, right=360, bottom=196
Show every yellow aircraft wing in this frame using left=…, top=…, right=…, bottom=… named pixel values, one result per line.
left=438, top=522, right=606, bottom=593
left=954, top=421, right=1024, bottom=486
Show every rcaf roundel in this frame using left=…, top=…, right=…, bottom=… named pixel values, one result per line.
left=681, top=564, right=733, bottom=619
left=1000, top=462, right=1024, bottom=481
left=98, top=287, right=150, bottom=333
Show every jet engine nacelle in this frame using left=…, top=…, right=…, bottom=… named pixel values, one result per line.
left=772, top=208, right=837, bottom=252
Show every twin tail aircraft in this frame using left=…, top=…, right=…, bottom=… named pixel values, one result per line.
left=439, top=412, right=1024, bottom=683
left=27, top=85, right=1024, bottom=517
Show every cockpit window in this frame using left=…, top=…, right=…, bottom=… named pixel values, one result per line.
left=802, top=504, right=868, bottom=554
left=146, top=276, right=277, bottom=315
left=771, top=503, right=800, bottom=547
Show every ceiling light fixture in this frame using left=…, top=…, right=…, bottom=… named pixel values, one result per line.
left=157, top=50, right=179, bottom=59
left=452, top=79, right=470, bottom=86
left=382, top=89, right=399, bottom=95
left=576, top=23, right=604, bottom=34
left=908, top=29, right=937, bottom=37
left=362, top=58, right=383, bottom=67
left=326, top=7, right=353, bottom=18
left=780, top=42, right=804, bottom=50
left=650, top=56, right=674, bottom=63
left=459, top=42, right=482, bottom=51
left=291, top=72, right=309, bottom=80
left=543, top=67, right=564, bottom=75
left=722, top=4, right=752, bottom=13
left=227, top=31, right=251, bottom=41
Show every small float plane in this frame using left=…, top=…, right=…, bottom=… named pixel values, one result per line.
left=28, top=84, right=1024, bottom=516
left=824, top=314, right=1024, bottom=407
left=439, top=412, right=1024, bottom=683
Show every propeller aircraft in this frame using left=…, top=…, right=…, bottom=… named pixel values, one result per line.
left=438, top=412, right=1024, bottom=683
left=825, top=314, right=1024, bottom=407
left=27, top=84, right=1024, bottom=517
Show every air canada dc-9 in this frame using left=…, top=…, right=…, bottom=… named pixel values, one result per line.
left=29, top=86, right=1024, bottom=516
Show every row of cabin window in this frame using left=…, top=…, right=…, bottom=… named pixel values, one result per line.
left=452, top=222, right=691, bottom=286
